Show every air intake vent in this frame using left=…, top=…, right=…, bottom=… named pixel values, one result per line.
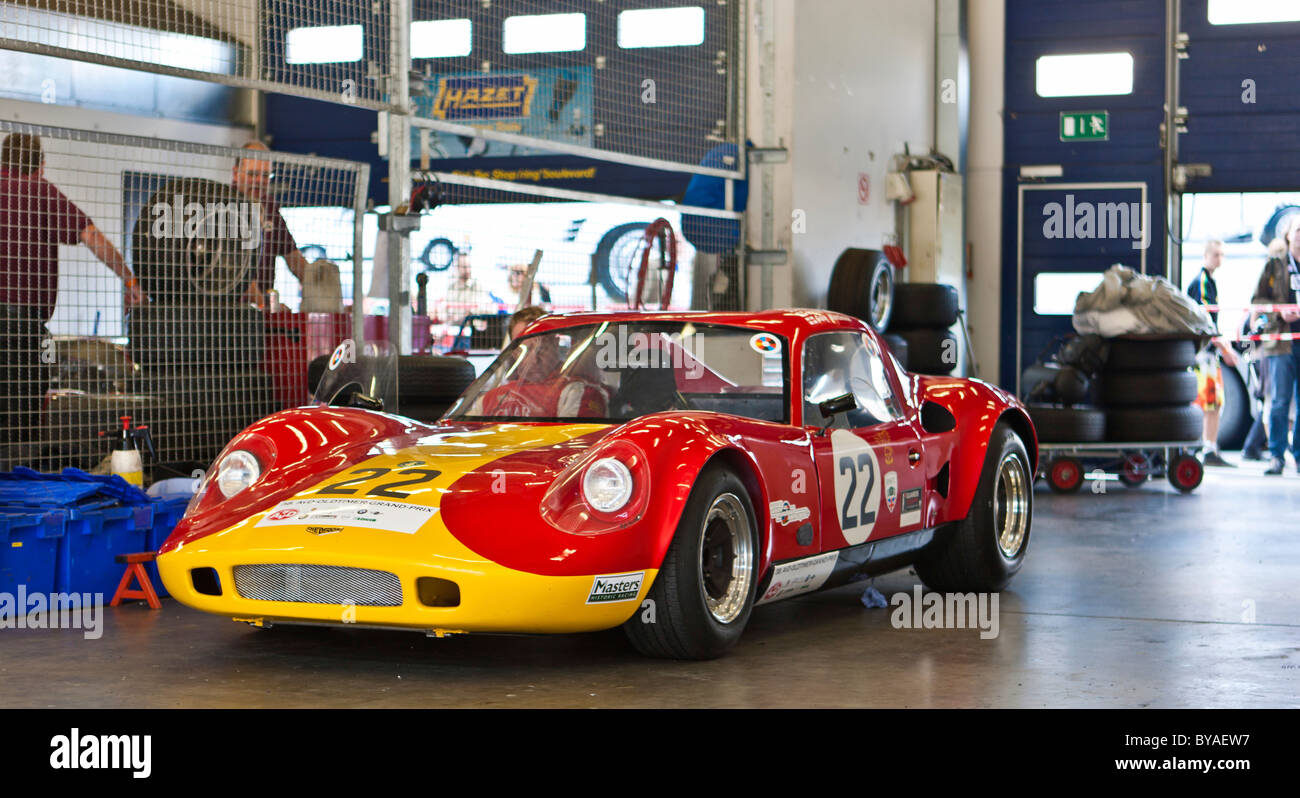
left=233, top=564, right=402, bottom=606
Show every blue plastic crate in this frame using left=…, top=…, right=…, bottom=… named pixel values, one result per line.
left=0, top=509, right=67, bottom=603
left=143, top=497, right=190, bottom=599
left=55, top=503, right=154, bottom=597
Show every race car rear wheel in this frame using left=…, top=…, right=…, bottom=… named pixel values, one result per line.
left=915, top=423, right=1032, bottom=592
left=623, top=464, right=757, bottom=659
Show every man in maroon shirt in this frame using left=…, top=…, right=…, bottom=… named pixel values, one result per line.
left=230, top=141, right=310, bottom=305
left=0, top=133, right=143, bottom=452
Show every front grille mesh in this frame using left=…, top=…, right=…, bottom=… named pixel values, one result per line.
left=232, top=564, right=403, bottom=607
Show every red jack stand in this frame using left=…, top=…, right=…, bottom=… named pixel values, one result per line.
left=110, top=552, right=162, bottom=610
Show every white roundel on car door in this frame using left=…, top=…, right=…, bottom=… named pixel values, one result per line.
left=830, top=429, right=882, bottom=545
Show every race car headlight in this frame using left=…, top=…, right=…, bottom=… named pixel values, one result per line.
left=215, top=450, right=261, bottom=499
left=582, top=458, right=633, bottom=513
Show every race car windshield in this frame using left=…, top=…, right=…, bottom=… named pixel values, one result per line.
left=445, top=321, right=789, bottom=424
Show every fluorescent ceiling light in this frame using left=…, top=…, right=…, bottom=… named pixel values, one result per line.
left=503, top=13, right=586, bottom=54
left=1208, top=0, right=1300, bottom=25
left=412, top=19, right=472, bottom=58
left=286, top=25, right=364, bottom=65
left=618, top=7, right=705, bottom=48
left=1036, top=52, right=1134, bottom=98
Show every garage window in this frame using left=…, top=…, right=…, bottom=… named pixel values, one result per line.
left=1034, top=273, right=1104, bottom=315
left=412, top=19, right=472, bottom=58
left=1208, top=0, right=1300, bottom=25
left=618, top=7, right=706, bottom=49
left=503, top=13, right=586, bottom=54
left=285, top=25, right=364, bottom=64
left=1035, top=52, right=1134, bottom=98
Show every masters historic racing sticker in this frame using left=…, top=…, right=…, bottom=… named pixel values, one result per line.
left=255, top=498, right=438, bottom=535
left=586, top=572, right=645, bottom=603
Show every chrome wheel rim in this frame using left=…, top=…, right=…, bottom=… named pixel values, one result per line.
left=994, top=452, right=1030, bottom=558
left=870, top=266, right=894, bottom=329
left=698, top=493, right=753, bottom=624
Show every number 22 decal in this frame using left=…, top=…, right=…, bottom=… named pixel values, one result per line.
left=316, top=467, right=441, bottom=499
left=829, top=429, right=881, bottom=546
left=838, top=454, right=876, bottom=530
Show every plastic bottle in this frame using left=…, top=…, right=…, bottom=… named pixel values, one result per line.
left=110, top=415, right=143, bottom=487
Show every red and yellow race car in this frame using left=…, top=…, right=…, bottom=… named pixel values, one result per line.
left=158, top=310, right=1037, bottom=659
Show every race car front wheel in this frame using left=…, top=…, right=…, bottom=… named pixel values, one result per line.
left=915, top=422, right=1032, bottom=593
left=623, top=464, right=757, bottom=659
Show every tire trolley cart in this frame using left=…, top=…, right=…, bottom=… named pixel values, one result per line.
left=1038, top=441, right=1205, bottom=494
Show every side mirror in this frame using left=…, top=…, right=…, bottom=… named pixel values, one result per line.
left=817, top=393, right=856, bottom=435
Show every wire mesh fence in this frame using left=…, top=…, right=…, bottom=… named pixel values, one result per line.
left=0, top=119, right=368, bottom=476
left=0, top=0, right=394, bottom=110
left=408, top=0, right=745, bottom=177
left=393, top=171, right=744, bottom=355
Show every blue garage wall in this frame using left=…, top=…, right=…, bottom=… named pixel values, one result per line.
left=1179, top=0, right=1300, bottom=192
left=1000, top=0, right=1168, bottom=388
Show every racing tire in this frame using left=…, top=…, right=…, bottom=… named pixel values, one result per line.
left=891, top=283, right=959, bottom=329
left=623, top=464, right=758, bottom=660
left=915, top=423, right=1032, bottom=592
left=130, top=177, right=261, bottom=304
left=826, top=248, right=895, bottom=333
left=895, top=329, right=958, bottom=375
left=395, top=401, right=455, bottom=423
left=419, top=237, right=456, bottom=272
left=882, top=333, right=909, bottom=370
left=308, top=354, right=476, bottom=406
left=1026, top=405, right=1105, bottom=443
left=1106, top=405, right=1202, bottom=443
left=1104, top=338, right=1197, bottom=372
left=1167, top=453, right=1204, bottom=493
left=397, top=355, right=477, bottom=405
left=594, top=222, right=649, bottom=304
left=1045, top=456, right=1085, bottom=494
left=1217, top=361, right=1251, bottom=451
left=1098, top=370, right=1197, bottom=407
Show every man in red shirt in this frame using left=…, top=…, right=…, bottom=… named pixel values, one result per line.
left=1, top=133, right=143, bottom=452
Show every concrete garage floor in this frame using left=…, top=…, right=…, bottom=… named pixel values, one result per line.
left=1, top=458, right=1297, bottom=709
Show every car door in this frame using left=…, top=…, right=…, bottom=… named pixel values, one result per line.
left=803, top=331, right=926, bottom=550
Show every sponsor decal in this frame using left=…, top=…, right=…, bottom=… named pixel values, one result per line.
left=255, top=498, right=437, bottom=535
left=829, top=429, right=882, bottom=545
left=749, top=332, right=781, bottom=354
left=305, top=526, right=343, bottom=536
left=769, top=499, right=811, bottom=527
left=432, top=73, right=539, bottom=121
left=756, top=551, right=838, bottom=605
left=884, top=471, right=898, bottom=513
left=900, top=487, right=922, bottom=527
left=586, top=571, right=645, bottom=604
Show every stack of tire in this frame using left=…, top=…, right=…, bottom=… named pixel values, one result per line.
left=307, top=354, right=477, bottom=423
left=887, top=283, right=960, bottom=375
left=825, top=247, right=960, bottom=373
left=1097, top=338, right=1202, bottom=443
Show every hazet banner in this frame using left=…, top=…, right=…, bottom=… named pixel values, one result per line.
left=413, top=66, right=594, bottom=158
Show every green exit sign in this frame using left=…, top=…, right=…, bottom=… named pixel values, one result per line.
left=1060, top=111, right=1109, bottom=141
